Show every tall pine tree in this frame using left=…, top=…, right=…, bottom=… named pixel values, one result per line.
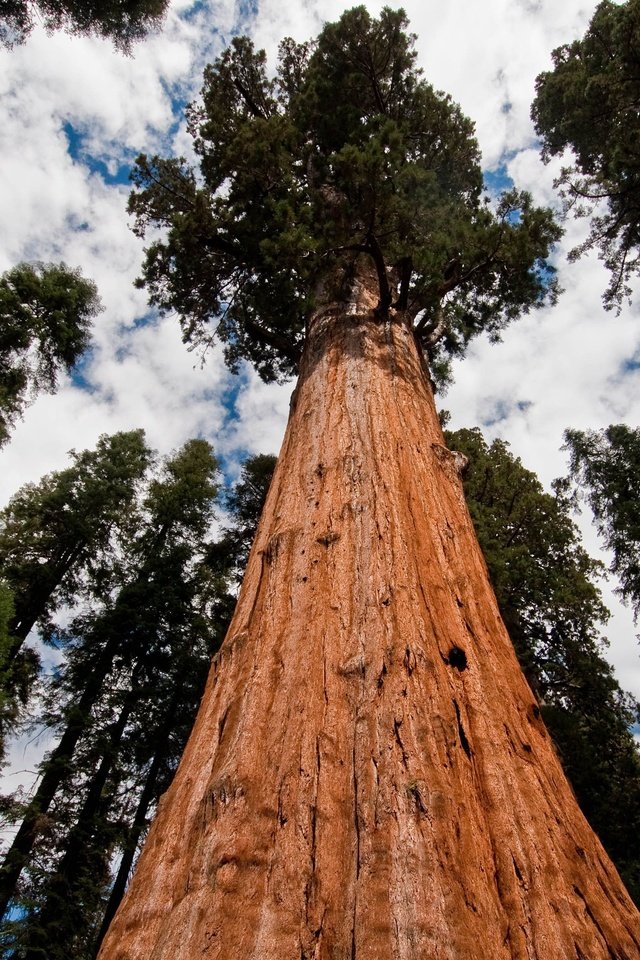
left=0, top=439, right=223, bottom=956
left=564, top=424, right=640, bottom=621
left=0, top=430, right=151, bottom=756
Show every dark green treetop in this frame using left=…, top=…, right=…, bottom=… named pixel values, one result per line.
left=563, top=424, right=640, bottom=621
left=0, top=0, right=168, bottom=49
left=0, top=262, right=100, bottom=446
left=532, top=0, right=640, bottom=309
left=130, top=6, right=561, bottom=386
left=0, top=429, right=152, bottom=641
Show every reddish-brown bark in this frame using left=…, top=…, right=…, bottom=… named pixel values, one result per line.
left=99, top=268, right=640, bottom=959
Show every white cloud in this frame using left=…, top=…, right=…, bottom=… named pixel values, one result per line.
left=225, top=365, right=292, bottom=460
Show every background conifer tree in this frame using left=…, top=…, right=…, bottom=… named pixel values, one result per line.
left=532, top=0, right=640, bottom=308
left=0, top=262, right=100, bottom=445
left=0, top=429, right=151, bottom=756
left=0, top=438, right=224, bottom=955
left=564, top=424, right=640, bottom=621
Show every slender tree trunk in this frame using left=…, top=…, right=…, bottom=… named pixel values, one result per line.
left=98, top=266, right=640, bottom=959
left=0, top=633, right=119, bottom=918
left=22, top=693, right=137, bottom=960
left=94, top=690, right=181, bottom=956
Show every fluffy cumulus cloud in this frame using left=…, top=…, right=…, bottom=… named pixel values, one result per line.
left=1, top=0, right=639, bottom=726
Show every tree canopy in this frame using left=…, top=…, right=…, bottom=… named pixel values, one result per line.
left=564, top=424, right=640, bottom=621
left=0, top=262, right=100, bottom=445
left=0, top=0, right=168, bottom=50
left=532, top=0, right=640, bottom=309
left=130, top=6, right=561, bottom=386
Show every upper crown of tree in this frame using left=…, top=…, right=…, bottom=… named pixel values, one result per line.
left=129, top=5, right=561, bottom=386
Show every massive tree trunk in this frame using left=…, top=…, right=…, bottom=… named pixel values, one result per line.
left=98, top=265, right=640, bottom=959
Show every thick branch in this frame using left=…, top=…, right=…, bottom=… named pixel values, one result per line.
left=242, top=315, right=303, bottom=368
left=415, top=238, right=507, bottom=337
left=416, top=303, right=448, bottom=350
left=366, top=233, right=392, bottom=312
left=394, top=257, right=412, bottom=311
left=232, top=77, right=269, bottom=119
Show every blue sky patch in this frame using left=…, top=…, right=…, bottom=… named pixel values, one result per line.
left=482, top=396, right=532, bottom=428
left=621, top=353, right=640, bottom=375
left=69, top=347, right=97, bottom=392
left=63, top=121, right=131, bottom=187
left=484, top=163, right=514, bottom=197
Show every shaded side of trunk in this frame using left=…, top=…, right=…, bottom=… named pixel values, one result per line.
left=98, top=268, right=640, bottom=960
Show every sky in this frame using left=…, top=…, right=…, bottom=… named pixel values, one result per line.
left=0, top=0, right=639, bottom=733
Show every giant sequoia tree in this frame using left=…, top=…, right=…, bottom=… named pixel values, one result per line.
left=99, top=9, right=640, bottom=957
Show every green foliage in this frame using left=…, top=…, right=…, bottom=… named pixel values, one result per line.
left=0, top=430, right=151, bottom=753
left=0, top=438, right=224, bottom=957
left=0, top=582, right=17, bottom=758
left=447, top=426, right=640, bottom=903
left=564, top=424, right=640, bottom=620
left=532, top=0, right=640, bottom=308
left=0, top=0, right=168, bottom=50
left=0, top=583, right=13, bottom=665
left=0, top=262, right=100, bottom=445
left=206, top=453, right=277, bottom=582
left=130, top=6, right=561, bottom=386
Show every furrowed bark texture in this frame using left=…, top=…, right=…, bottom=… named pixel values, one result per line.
left=99, top=272, right=640, bottom=959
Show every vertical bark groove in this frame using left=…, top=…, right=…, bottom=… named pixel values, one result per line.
left=98, top=270, right=640, bottom=959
